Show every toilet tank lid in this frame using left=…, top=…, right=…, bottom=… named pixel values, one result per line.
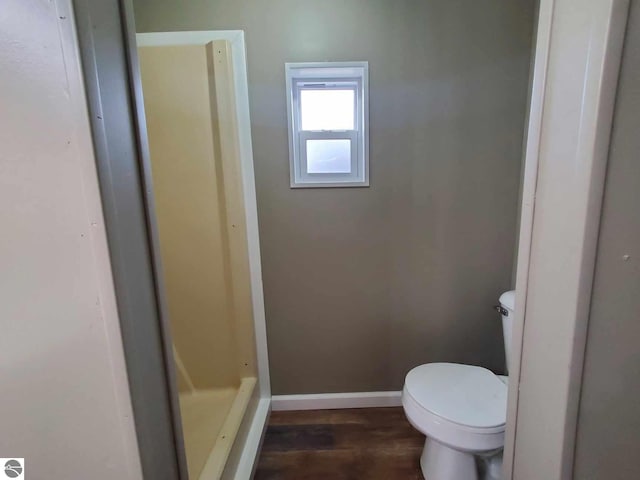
left=499, top=290, right=515, bottom=311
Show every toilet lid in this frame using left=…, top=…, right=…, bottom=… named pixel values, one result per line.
left=404, top=363, right=507, bottom=429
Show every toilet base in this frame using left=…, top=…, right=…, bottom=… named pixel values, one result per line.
left=420, top=437, right=478, bottom=480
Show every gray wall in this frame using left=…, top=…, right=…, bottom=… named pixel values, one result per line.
left=133, top=0, right=535, bottom=394
left=573, top=2, right=640, bottom=478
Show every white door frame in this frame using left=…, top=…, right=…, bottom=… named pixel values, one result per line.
left=504, top=0, right=629, bottom=478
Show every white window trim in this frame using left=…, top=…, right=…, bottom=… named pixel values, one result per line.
left=285, top=61, right=369, bottom=188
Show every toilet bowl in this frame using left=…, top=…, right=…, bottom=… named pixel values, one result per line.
left=403, top=363, right=507, bottom=480
left=402, top=291, right=515, bottom=480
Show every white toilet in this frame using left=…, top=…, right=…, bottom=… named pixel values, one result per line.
left=402, top=291, right=515, bottom=480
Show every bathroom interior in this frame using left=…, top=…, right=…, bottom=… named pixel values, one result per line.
left=131, top=0, right=536, bottom=479
left=7, top=0, right=640, bottom=479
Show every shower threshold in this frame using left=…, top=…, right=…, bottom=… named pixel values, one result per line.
left=179, top=376, right=257, bottom=479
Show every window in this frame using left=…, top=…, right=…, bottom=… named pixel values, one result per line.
left=286, top=62, right=369, bottom=187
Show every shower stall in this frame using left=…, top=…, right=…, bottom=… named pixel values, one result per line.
left=136, top=31, right=269, bottom=479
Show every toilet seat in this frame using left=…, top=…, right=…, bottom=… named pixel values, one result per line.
left=405, top=363, right=507, bottom=430
left=402, top=363, right=507, bottom=452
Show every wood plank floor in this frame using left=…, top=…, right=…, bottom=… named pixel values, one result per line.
left=254, top=407, right=425, bottom=479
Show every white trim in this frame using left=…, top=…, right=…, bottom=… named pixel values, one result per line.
left=135, top=30, right=271, bottom=399
left=136, top=30, right=244, bottom=47
left=271, top=391, right=402, bottom=411
left=502, top=0, right=554, bottom=476
left=504, top=1, right=629, bottom=478
left=224, top=398, right=271, bottom=480
left=226, top=32, right=272, bottom=399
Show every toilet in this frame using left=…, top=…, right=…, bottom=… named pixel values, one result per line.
left=402, top=291, right=515, bottom=480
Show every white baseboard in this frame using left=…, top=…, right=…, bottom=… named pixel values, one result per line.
left=271, top=391, right=402, bottom=411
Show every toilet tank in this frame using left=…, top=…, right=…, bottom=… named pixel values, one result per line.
left=498, top=290, right=516, bottom=373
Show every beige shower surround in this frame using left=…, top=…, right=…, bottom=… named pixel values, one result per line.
left=139, top=40, right=257, bottom=479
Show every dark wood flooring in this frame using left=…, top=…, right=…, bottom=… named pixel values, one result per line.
left=254, top=407, right=425, bottom=480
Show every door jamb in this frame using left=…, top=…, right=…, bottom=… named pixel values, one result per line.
left=503, top=1, right=629, bottom=478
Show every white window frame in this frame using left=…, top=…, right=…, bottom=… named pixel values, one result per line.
left=285, top=62, right=369, bottom=188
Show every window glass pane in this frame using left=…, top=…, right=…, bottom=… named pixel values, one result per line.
left=306, top=139, right=351, bottom=173
left=300, top=89, right=355, bottom=131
